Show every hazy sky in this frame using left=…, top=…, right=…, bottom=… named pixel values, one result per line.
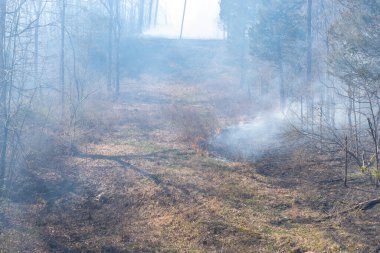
left=145, top=0, right=224, bottom=39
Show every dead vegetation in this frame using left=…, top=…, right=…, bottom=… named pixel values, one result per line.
left=164, top=104, right=219, bottom=153
left=0, top=79, right=379, bottom=252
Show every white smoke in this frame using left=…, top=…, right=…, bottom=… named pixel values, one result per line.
left=144, top=0, right=224, bottom=39
left=210, top=110, right=288, bottom=161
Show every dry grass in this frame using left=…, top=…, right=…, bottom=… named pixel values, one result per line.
left=0, top=78, right=375, bottom=252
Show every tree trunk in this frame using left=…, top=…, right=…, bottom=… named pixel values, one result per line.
left=347, top=93, right=353, bottom=140
left=138, top=0, right=144, bottom=33
left=301, top=96, right=304, bottom=126
left=239, top=36, right=248, bottom=90
left=306, top=0, right=312, bottom=85
left=154, top=0, right=159, bottom=26
left=180, top=0, right=187, bottom=39
left=352, top=90, right=359, bottom=158
left=107, top=0, right=114, bottom=92
left=367, top=117, right=379, bottom=187
left=34, top=2, right=41, bottom=90
left=115, top=1, right=120, bottom=97
left=148, top=0, right=153, bottom=27
left=60, top=0, right=66, bottom=117
left=319, top=105, right=323, bottom=152
left=344, top=135, right=348, bottom=187
left=306, top=0, right=313, bottom=131
left=0, top=0, right=6, bottom=194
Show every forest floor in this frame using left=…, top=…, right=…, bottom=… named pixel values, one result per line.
left=1, top=76, right=380, bottom=252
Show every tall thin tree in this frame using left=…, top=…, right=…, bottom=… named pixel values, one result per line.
left=0, top=0, right=6, bottom=193
left=154, top=0, right=159, bottom=26
left=60, top=0, right=66, bottom=116
left=138, top=0, right=144, bottom=33
left=180, top=0, right=187, bottom=39
left=307, top=0, right=312, bottom=84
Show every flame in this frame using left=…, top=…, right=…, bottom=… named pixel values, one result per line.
left=191, top=136, right=208, bottom=155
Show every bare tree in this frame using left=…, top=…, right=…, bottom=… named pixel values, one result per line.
left=100, top=0, right=124, bottom=97
left=154, top=0, right=159, bottom=26
left=114, top=0, right=121, bottom=96
left=138, top=0, right=144, bottom=33
left=33, top=1, right=43, bottom=90
left=306, top=0, right=314, bottom=129
left=180, top=0, right=187, bottom=39
left=0, top=0, right=7, bottom=193
left=59, top=0, right=66, bottom=116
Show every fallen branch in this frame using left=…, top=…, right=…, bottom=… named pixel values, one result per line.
left=318, top=198, right=380, bottom=222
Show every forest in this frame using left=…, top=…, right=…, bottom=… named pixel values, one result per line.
left=0, top=0, right=380, bottom=252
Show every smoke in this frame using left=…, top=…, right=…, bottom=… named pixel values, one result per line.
left=144, top=0, right=224, bottom=39
left=209, top=96, right=356, bottom=163
left=210, top=110, right=289, bottom=161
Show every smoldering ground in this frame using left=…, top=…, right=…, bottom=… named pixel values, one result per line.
left=210, top=110, right=290, bottom=161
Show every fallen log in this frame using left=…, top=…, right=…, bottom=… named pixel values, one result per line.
left=318, top=198, right=380, bottom=222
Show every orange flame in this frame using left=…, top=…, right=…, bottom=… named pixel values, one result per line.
left=191, top=136, right=208, bottom=155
